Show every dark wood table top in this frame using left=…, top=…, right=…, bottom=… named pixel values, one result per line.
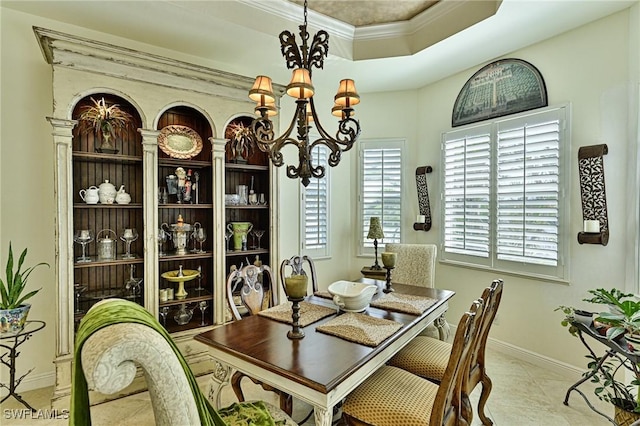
left=195, top=281, right=455, bottom=395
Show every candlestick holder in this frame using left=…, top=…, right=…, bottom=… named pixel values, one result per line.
left=383, top=266, right=395, bottom=293
left=287, top=297, right=305, bottom=339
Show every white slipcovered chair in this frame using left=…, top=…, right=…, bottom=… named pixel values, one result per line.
left=384, top=243, right=449, bottom=340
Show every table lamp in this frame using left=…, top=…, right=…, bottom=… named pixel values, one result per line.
left=367, top=217, right=384, bottom=270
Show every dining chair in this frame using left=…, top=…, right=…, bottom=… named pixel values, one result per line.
left=341, top=298, right=485, bottom=426
left=74, top=298, right=297, bottom=425
left=226, top=264, right=294, bottom=416
left=384, top=243, right=449, bottom=340
left=388, top=279, right=504, bottom=425
left=279, top=254, right=319, bottom=295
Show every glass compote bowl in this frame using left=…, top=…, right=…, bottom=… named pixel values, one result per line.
left=253, top=229, right=265, bottom=249
left=199, top=300, right=209, bottom=326
left=73, top=229, right=94, bottom=263
left=120, top=228, right=138, bottom=259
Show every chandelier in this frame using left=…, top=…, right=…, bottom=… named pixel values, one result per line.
left=248, top=0, right=361, bottom=187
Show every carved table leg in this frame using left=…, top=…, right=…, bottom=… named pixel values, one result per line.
left=314, top=406, right=333, bottom=426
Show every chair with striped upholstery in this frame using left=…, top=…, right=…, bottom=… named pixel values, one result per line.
left=388, top=279, right=504, bottom=425
left=341, top=298, right=484, bottom=426
left=384, top=243, right=449, bottom=340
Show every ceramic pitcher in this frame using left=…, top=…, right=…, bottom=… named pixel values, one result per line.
left=226, top=222, right=253, bottom=251
left=79, top=186, right=99, bottom=204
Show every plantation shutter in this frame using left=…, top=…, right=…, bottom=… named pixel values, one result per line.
left=362, top=145, right=402, bottom=247
left=443, top=128, right=491, bottom=257
left=303, top=145, right=329, bottom=251
left=496, top=112, right=561, bottom=266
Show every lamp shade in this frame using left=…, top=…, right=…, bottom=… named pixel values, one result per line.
left=286, top=68, right=314, bottom=99
left=332, top=103, right=356, bottom=118
left=367, top=217, right=384, bottom=240
left=249, top=75, right=276, bottom=104
left=334, top=79, right=360, bottom=108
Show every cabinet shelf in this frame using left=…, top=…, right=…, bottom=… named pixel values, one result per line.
left=159, top=251, right=212, bottom=262
left=225, top=163, right=269, bottom=172
left=158, top=292, right=212, bottom=308
left=73, top=152, right=142, bottom=164
left=159, top=203, right=213, bottom=209
left=225, top=205, right=269, bottom=210
left=158, top=158, right=212, bottom=169
left=225, top=248, right=269, bottom=257
left=74, top=203, right=143, bottom=209
left=74, top=257, right=145, bottom=268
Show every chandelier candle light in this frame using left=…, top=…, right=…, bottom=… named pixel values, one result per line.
left=248, top=0, right=361, bottom=187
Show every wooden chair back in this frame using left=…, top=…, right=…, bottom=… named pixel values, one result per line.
left=431, top=298, right=484, bottom=426
left=279, top=255, right=319, bottom=295
left=226, top=264, right=293, bottom=415
left=226, top=264, right=275, bottom=320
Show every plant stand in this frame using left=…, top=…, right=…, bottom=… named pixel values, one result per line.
left=0, top=320, right=46, bottom=411
left=563, top=321, right=640, bottom=425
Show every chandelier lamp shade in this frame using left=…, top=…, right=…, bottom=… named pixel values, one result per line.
left=249, top=0, right=361, bottom=187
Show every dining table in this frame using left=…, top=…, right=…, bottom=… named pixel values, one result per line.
left=195, top=278, right=455, bottom=426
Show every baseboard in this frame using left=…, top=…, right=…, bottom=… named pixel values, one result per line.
left=4, top=370, right=56, bottom=394
left=449, top=324, right=584, bottom=378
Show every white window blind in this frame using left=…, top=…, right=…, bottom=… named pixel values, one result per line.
left=360, top=140, right=403, bottom=251
left=302, top=144, right=329, bottom=256
left=443, top=129, right=491, bottom=258
left=496, top=114, right=560, bottom=266
left=441, top=106, right=568, bottom=280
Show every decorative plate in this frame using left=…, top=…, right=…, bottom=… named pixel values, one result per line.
left=158, top=125, right=203, bottom=159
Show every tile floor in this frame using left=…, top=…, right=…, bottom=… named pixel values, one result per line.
left=1, top=347, right=616, bottom=425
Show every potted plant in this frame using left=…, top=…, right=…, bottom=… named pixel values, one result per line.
left=0, top=242, right=49, bottom=333
left=77, top=96, right=133, bottom=154
left=557, top=288, right=640, bottom=425
left=225, top=122, right=254, bottom=163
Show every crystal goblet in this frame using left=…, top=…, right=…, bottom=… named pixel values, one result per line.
left=73, top=229, right=94, bottom=263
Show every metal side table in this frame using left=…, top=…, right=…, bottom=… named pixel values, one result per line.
left=563, top=321, right=640, bottom=425
left=0, top=320, right=46, bottom=411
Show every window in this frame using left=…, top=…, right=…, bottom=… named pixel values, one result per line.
left=442, top=106, right=568, bottom=280
left=358, top=139, right=404, bottom=254
left=301, top=144, right=330, bottom=258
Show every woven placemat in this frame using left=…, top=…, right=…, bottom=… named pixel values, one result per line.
left=316, top=313, right=402, bottom=347
left=314, top=291, right=333, bottom=300
left=257, top=301, right=335, bottom=327
left=369, top=293, right=436, bottom=315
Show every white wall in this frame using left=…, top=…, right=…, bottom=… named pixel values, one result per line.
left=356, top=8, right=639, bottom=370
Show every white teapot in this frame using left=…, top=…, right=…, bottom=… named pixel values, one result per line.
left=79, top=186, right=99, bottom=204
left=98, top=180, right=117, bottom=204
left=115, top=185, right=132, bottom=204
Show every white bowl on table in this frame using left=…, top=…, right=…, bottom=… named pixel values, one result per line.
left=328, top=281, right=377, bottom=312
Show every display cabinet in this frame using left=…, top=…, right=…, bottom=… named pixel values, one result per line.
left=70, top=94, right=145, bottom=326
left=223, top=116, right=277, bottom=316
left=156, top=106, right=215, bottom=333
left=37, top=26, right=281, bottom=407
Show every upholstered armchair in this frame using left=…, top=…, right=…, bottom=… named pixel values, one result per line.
left=74, top=298, right=296, bottom=425
left=384, top=243, right=449, bottom=340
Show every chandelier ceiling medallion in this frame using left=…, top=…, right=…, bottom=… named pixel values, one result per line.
left=248, top=0, right=361, bottom=187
